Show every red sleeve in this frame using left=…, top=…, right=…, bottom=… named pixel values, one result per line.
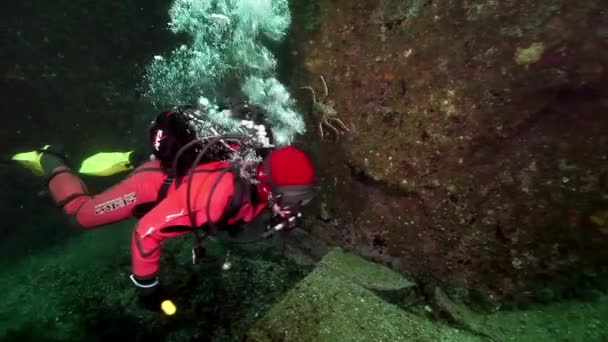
left=228, top=202, right=267, bottom=224
left=48, top=160, right=167, bottom=229
left=130, top=165, right=235, bottom=278
left=130, top=164, right=269, bottom=279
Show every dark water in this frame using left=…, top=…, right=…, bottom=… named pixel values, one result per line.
left=0, top=0, right=311, bottom=340
left=1, top=0, right=173, bottom=247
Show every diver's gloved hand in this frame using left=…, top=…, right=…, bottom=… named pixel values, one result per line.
left=131, top=275, right=177, bottom=315
left=138, top=286, right=167, bottom=312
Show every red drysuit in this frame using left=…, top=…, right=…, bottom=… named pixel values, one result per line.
left=47, top=159, right=266, bottom=280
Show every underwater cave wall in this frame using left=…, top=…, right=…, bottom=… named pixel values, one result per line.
left=289, top=0, right=608, bottom=306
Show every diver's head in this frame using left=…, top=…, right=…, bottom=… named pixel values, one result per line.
left=255, top=145, right=316, bottom=211
left=149, top=106, right=198, bottom=171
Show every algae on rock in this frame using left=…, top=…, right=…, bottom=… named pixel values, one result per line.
left=245, top=248, right=481, bottom=341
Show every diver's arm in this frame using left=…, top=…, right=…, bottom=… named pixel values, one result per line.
left=130, top=168, right=236, bottom=281
left=227, top=201, right=267, bottom=224
left=48, top=160, right=167, bottom=228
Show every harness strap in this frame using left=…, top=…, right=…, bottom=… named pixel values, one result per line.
left=218, top=168, right=250, bottom=225
left=157, top=175, right=174, bottom=202
left=56, top=193, right=89, bottom=208
left=193, top=167, right=251, bottom=238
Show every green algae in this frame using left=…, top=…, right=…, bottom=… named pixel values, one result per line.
left=246, top=248, right=481, bottom=341
left=0, top=220, right=311, bottom=341
left=514, top=42, right=545, bottom=65
left=482, top=295, right=608, bottom=341
left=316, top=248, right=415, bottom=291
left=247, top=248, right=608, bottom=341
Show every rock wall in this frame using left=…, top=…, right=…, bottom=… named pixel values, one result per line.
left=289, top=0, right=608, bottom=306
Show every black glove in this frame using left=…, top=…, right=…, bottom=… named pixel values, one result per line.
left=131, top=275, right=177, bottom=315
left=138, top=286, right=168, bottom=312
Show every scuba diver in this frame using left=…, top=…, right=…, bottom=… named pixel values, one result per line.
left=13, top=103, right=316, bottom=314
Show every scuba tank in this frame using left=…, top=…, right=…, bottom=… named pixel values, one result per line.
left=165, top=104, right=276, bottom=266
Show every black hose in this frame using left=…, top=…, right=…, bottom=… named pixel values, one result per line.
left=180, top=133, right=268, bottom=252
left=185, top=137, right=223, bottom=228
left=185, top=134, right=248, bottom=231
left=171, top=139, right=205, bottom=182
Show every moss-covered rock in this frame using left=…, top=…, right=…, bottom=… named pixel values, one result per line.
left=289, top=0, right=608, bottom=306
left=245, top=248, right=481, bottom=341
left=434, top=283, right=608, bottom=341
left=0, top=221, right=313, bottom=341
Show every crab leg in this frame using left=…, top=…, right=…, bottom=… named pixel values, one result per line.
left=329, top=117, right=351, bottom=132
left=328, top=122, right=342, bottom=142
left=320, top=75, right=329, bottom=102
left=300, top=86, right=317, bottom=104
left=324, top=120, right=342, bottom=137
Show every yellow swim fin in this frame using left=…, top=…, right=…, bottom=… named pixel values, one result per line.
left=78, top=151, right=136, bottom=176
left=11, top=145, right=50, bottom=176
